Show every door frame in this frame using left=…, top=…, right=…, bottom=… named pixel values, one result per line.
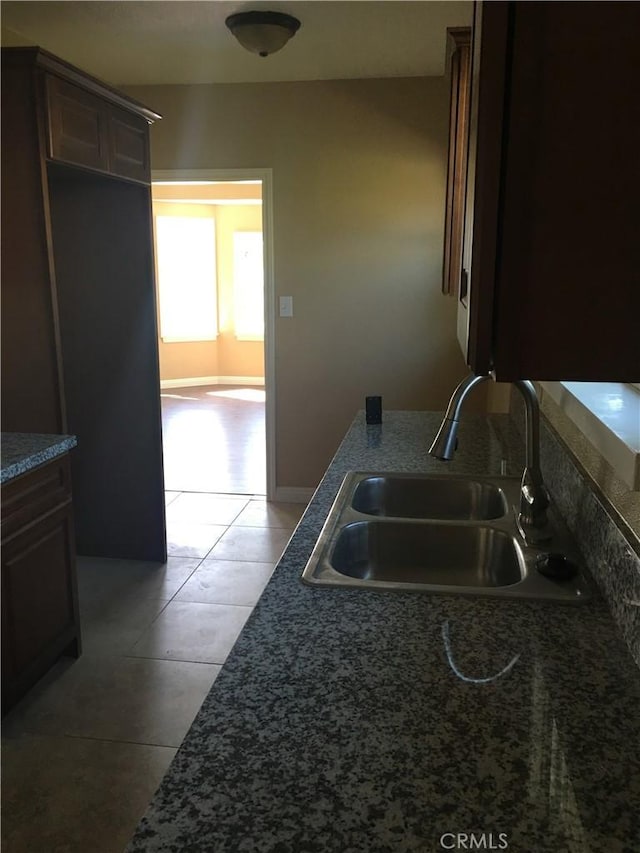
left=152, top=167, right=276, bottom=501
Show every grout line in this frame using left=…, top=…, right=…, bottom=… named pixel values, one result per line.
left=121, top=653, right=229, bottom=666
left=228, top=523, right=298, bottom=531
left=62, top=732, right=181, bottom=750
left=162, top=557, right=207, bottom=604
left=130, top=599, right=253, bottom=612
left=170, top=489, right=257, bottom=499
left=196, top=557, right=276, bottom=565
left=162, top=598, right=261, bottom=609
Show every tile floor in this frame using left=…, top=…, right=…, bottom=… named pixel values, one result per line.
left=1, top=491, right=305, bottom=853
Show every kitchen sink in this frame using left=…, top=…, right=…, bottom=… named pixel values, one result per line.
left=302, top=472, right=590, bottom=602
left=351, top=474, right=507, bottom=520
left=332, top=521, right=523, bottom=587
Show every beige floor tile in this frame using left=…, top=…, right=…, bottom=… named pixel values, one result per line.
left=233, top=499, right=306, bottom=529
left=206, top=525, right=292, bottom=563
left=166, top=521, right=228, bottom=558
left=77, top=555, right=202, bottom=605
left=129, top=600, right=251, bottom=664
left=1, top=733, right=175, bottom=853
left=166, top=492, right=249, bottom=525
left=2, top=654, right=220, bottom=748
left=80, top=595, right=170, bottom=655
left=174, top=559, right=275, bottom=607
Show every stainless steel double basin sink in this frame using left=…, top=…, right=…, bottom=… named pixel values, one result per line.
left=302, top=473, right=590, bottom=602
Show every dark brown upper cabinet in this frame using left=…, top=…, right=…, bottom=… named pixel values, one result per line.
left=1, top=47, right=166, bottom=563
left=46, top=75, right=152, bottom=182
left=442, top=27, right=471, bottom=299
left=457, top=2, right=640, bottom=381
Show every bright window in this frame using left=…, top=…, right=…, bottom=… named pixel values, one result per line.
left=155, top=215, right=218, bottom=342
left=233, top=231, right=264, bottom=340
left=541, top=381, right=640, bottom=489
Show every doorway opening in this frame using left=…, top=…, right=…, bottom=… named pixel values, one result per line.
left=151, top=169, right=275, bottom=500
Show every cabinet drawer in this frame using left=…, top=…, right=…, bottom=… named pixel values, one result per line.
left=46, top=76, right=109, bottom=171
left=1, top=455, right=72, bottom=540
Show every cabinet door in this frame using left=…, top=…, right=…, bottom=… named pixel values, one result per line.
left=2, top=505, right=75, bottom=670
left=461, top=1, right=640, bottom=381
left=1, top=456, right=81, bottom=713
left=46, top=76, right=109, bottom=172
left=442, top=28, right=471, bottom=299
left=1, top=501, right=79, bottom=712
left=457, top=2, right=508, bottom=373
left=107, top=106, right=151, bottom=183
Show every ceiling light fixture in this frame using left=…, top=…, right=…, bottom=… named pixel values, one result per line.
left=225, top=10, right=301, bottom=57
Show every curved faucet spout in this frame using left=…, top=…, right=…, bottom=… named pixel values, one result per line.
left=428, top=374, right=491, bottom=460
left=429, top=374, right=551, bottom=544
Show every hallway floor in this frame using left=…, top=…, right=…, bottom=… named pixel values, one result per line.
left=1, top=491, right=305, bottom=853
left=161, top=384, right=266, bottom=494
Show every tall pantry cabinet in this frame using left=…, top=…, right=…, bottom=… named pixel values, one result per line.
left=1, top=47, right=167, bottom=562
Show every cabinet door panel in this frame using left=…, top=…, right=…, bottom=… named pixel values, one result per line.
left=107, top=106, right=150, bottom=182
left=442, top=28, right=471, bottom=299
left=2, top=504, right=76, bottom=674
left=46, top=76, right=109, bottom=171
left=460, top=1, right=509, bottom=373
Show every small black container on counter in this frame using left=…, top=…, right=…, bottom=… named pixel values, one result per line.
left=365, top=396, right=382, bottom=424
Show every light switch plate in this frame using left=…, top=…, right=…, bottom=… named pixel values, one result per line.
left=279, top=296, right=293, bottom=317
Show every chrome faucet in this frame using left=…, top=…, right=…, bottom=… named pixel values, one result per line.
left=429, top=374, right=552, bottom=544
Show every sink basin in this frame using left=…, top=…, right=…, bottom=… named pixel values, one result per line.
left=332, top=521, right=523, bottom=587
left=351, top=475, right=507, bottom=520
left=302, top=471, right=590, bottom=602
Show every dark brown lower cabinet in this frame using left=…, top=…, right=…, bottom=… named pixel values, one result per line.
left=1, top=454, right=81, bottom=715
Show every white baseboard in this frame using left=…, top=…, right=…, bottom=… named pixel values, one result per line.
left=160, top=376, right=265, bottom=389
left=273, top=486, right=314, bottom=504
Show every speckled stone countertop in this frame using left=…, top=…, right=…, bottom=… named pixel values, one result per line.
left=0, top=432, right=77, bottom=484
left=127, top=412, right=640, bottom=853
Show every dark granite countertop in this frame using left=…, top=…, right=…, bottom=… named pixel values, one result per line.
left=0, top=432, right=77, bottom=484
left=127, top=412, right=640, bottom=853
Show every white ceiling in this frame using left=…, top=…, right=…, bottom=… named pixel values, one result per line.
left=1, top=1, right=472, bottom=86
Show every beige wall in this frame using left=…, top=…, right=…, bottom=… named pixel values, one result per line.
left=128, top=77, right=473, bottom=488
left=1, top=27, right=32, bottom=46
left=153, top=182, right=262, bottom=202
left=153, top=200, right=265, bottom=382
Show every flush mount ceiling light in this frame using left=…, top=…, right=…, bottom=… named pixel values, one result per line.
left=225, top=10, right=301, bottom=57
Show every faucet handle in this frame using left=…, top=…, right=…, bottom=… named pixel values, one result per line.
left=521, top=468, right=550, bottom=513
left=517, top=467, right=552, bottom=544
